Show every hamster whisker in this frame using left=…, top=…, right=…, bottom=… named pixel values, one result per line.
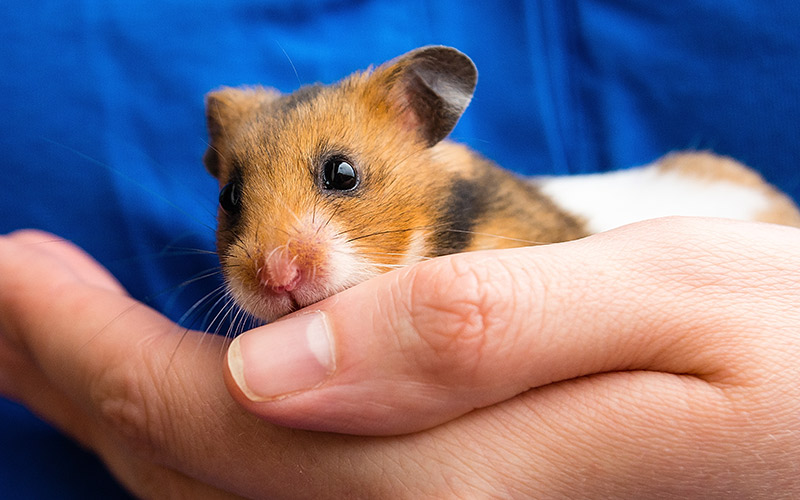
left=373, top=264, right=409, bottom=270
left=442, top=229, right=549, bottom=246
left=345, top=225, right=433, bottom=243
left=167, top=286, right=260, bottom=375
left=170, top=268, right=225, bottom=291
left=223, top=232, right=253, bottom=261
left=320, top=199, right=345, bottom=232
left=358, top=251, right=434, bottom=261
left=162, top=246, right=219, bottom=256
left=223, top=292, right=262, bottom=337
left=219, top=296, right=243, bottom=339
left=390, top=142, right=429, bottom=171
left=309, top=261, right=318, bottom=282
left=312, top=194, right=327, bottom=228
left=287, top=206, right=305, bottom=228
left=265, top=244, right=282, bottom=267
left=349, top=223, right=549, bottom=248
left=44, top=138, right=217, bottom=234
left=17, top=235, right=71, bottom=247
left=239, top=232, right=258, bottom=261
left=275, top=41, right=302, bottom=87
left=76, top=301, right=150, bottom=354
left=163, top=284, right=231, bottom=374
left=176, top=281, right=230, bottom=329
left=76, top=264, right=225, bottom=353
left=204, top=290, right=242, bottom=337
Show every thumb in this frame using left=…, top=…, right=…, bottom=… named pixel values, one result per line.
left=224, top=217, right=800, bottom=435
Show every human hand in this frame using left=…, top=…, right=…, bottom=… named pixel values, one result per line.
left=223, top=216, right=800, bottom=496
left=2, top=219, right=799, bottom=498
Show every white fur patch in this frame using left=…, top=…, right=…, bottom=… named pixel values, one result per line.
left=320, top=222, right=383, bottom=294
left=536, top=165, right=771, bottom=233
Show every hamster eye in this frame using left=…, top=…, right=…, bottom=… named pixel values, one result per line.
left=322, top=157, right=358, bottom=191
left=218, top=182, right=241, bottom=214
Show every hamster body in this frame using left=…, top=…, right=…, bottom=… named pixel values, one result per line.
left=203, top=46, right=800, bottom=322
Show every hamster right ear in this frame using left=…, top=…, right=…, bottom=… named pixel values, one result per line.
left=374, top=46, right=478, bottom=147
left=203, top=86, right=281, bottom=179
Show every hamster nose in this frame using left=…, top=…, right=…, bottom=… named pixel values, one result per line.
left=259, top=249, right=302, bottom=293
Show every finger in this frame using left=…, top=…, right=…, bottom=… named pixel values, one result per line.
left=2, top=229, right=796, bottom=498
left=0, top=342, right=238, bottom=500
left=0, top=234, right=245, bottom=497
left=223, top=217, right=800, bottom=434
left=0, top=332, right=100, bottom=450
left=0, top=232, right=400, bottom=497
left=6, top=229, right=125, bottom=293
left=0, top=232, right=155, bottom=450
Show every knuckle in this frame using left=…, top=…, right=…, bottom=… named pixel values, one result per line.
left=400, top=254, right=525, bottom=383
left=89, top=347, right=172, bottom=460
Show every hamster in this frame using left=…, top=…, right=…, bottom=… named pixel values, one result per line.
left=202, top=45, right=800, bottom=322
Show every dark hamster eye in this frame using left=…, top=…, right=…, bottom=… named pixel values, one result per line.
left=218, top=182, right=241, bottom=214
left=322, top=157, right=358, bottom=191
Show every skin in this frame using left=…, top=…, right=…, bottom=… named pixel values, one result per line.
left=0, top=217, right=799, bottom=498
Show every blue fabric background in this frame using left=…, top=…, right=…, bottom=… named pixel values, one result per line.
left=1, top=1, right=799, bottom=496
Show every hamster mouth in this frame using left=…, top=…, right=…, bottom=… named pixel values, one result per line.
left=259, top=286, right=302, bottom=316
left=286, top=292, right=300, bottom=313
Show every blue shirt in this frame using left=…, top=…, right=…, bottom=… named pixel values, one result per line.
left=2, top=1, right=799, bottom=496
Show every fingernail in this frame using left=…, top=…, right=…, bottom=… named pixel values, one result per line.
left=227, top=311, right=335, bottom=401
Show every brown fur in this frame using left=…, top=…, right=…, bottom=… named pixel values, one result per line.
left=657, top=152, right=800, bottom=227
left=204, top=56, right=472, bottom=315
left=203, top=46, right=800, bottom=321
left=431, top=142, right=588, bottom=250
left=207, top=78, right=588, bottom=284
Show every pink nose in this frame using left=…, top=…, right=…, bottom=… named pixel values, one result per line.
left=259, top=251, right=302, bottom=293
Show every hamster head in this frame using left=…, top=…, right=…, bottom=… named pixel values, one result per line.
left=203, top=46, right=478, bottom=322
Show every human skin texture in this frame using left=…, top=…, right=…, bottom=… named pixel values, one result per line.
left=0, top=217, right=799, bottom=499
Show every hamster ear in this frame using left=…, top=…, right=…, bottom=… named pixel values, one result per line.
left=376, top=46, right=477, bottom=146
left=203, top=86, right=281, bottom=178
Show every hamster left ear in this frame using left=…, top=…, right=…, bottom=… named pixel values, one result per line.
left=376, top=46, right=478, bottom=146
left=203, top=85, right=281, bottom=178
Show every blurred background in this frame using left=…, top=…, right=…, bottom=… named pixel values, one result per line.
left=2, top=1, right=799, bottom=496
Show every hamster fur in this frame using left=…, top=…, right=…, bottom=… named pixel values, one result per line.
left=203, top=46, right=800, bottom=322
